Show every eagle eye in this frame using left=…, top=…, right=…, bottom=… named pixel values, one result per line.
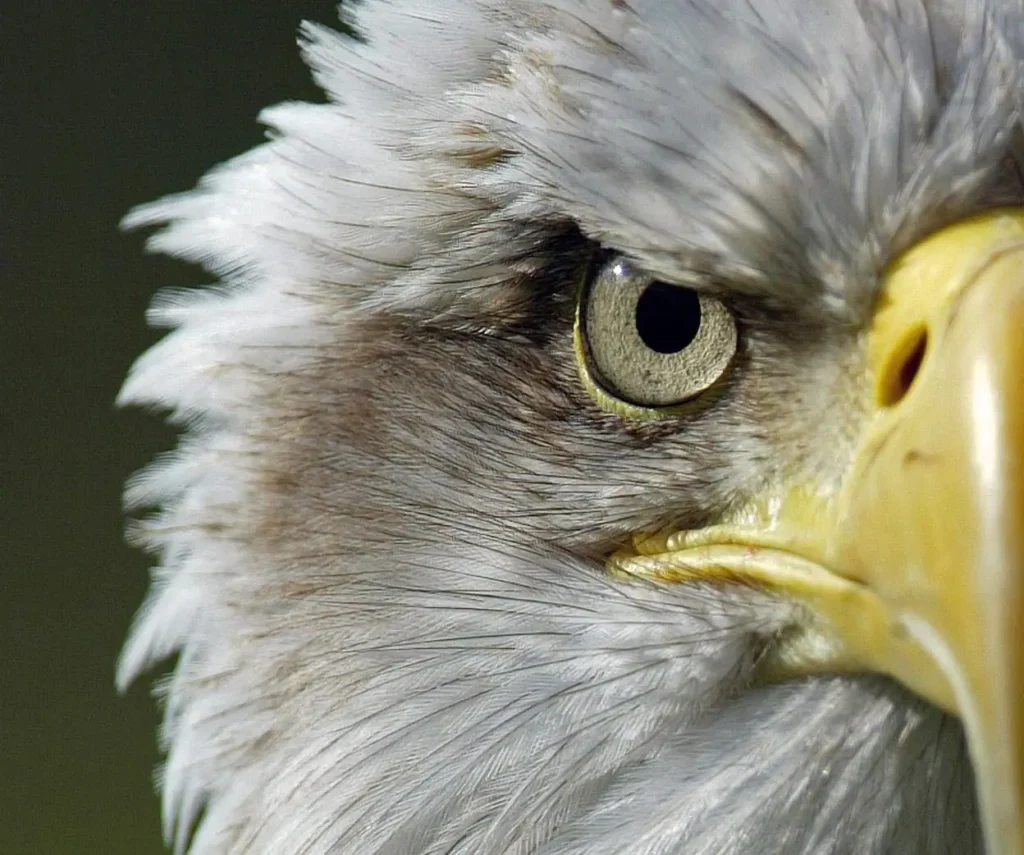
left=576, top=257, right=737, bottom=412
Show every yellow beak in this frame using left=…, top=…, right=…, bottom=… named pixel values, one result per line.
left=613, top=210, right=1024, bottom=854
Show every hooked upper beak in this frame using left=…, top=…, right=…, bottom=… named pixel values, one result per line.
left=612, top=211, right=1024, bottom=854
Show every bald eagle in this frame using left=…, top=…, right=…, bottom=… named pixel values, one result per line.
left=119, top=2, right=1024, bottom=853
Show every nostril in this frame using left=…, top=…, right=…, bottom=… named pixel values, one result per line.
left=879, top=328, right=928, bottom=407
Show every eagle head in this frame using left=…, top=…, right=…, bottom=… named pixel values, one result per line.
left=120, top=2, right=1024, bottom=853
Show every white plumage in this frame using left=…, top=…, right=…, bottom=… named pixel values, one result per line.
left=121, top=2, right=1023, bottom=852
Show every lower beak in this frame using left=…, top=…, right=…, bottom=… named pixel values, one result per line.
left=613, top=211, right=1024, bottom=854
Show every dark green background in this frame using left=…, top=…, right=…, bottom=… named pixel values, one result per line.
left=6, top=3, right=343, bottom=851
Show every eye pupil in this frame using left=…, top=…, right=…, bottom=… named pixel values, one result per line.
left=634, top=282, right=701, bottom=354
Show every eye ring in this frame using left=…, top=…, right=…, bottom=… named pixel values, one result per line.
left=574, top=256, right=738, bottom=416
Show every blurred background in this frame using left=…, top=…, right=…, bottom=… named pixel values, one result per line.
left=5, top=3, right=344, bottom=851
